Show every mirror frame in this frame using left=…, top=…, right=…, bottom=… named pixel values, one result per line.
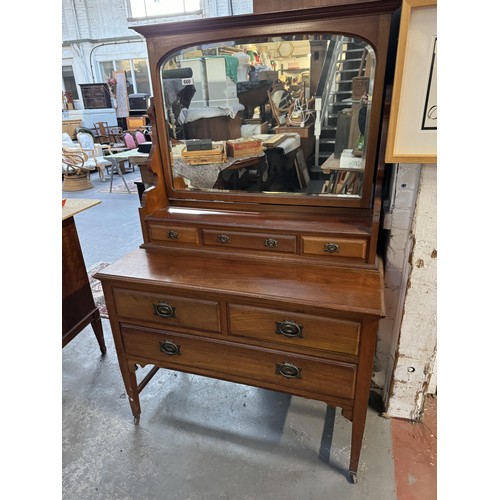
left=133, top=2, right=397, bottom=210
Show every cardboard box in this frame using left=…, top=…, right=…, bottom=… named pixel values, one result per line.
left=339, top=149, right=363, bottom=169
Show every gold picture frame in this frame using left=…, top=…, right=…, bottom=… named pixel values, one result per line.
left=385, top=0, right=437, bottom=164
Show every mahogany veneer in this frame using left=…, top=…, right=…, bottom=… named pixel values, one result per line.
left=96, top=0, right=400, bottom=484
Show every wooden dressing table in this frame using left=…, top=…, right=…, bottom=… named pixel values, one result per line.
left=96, top=1, right=400, bottom=483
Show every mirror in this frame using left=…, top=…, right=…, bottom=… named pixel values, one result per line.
left=160, top=34, right=375, bottom=198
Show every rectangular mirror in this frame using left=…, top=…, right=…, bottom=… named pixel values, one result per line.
left=160, top=34, right=376, bottom=200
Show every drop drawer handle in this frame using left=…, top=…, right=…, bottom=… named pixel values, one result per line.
left=217, top=234, right=230, bottom=244
left=276, top=320, right=303, bottom=338
left=264, top=238, right=278, bottom=248
left=324, top=243, right=340, bottom=253
left=167, top=230, right=179, bottom=240
left=153, top=301, right=176, bottom=318
left=276, top=362, right=302, bottom=379
left=159, top=340, right=181, bottom=355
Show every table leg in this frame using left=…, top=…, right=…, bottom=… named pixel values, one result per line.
left=90, top=310, right=106, bottom=355
left=126, top=361, right=142, bottom=424
left=109, top=158, right=131, bottom=194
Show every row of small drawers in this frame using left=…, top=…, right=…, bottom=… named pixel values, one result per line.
left=113, top=288, right=361, bottom=358
left=147, top=222, right=368, bottom=261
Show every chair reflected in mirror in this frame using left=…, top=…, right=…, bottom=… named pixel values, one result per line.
left=268, top=85, right=293, bottom=127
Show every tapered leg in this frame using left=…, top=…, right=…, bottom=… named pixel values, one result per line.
left=349, top=407, right=368, bottom=483
left=348, top=319, right=379, bottom=484
left=125, top=361, right=142, bottom=424
left=90, top=311, right=106, bottom=355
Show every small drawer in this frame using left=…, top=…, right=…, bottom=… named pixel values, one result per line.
left=228, top=304, right=360, bottom=356
left=301, top=236, right=367, bottom=261
left=113, top=288, right=221, bottom=333
left=149, top=223, right=199, bottom=246
left=202, top=229, right=296, bottom=253
left=121, top=325, right=356, bottom=401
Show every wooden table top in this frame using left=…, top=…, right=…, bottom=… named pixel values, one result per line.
left=62, top=198, right=101, bottom=221
left=96, top=247, right=385, bottom=317
left=320, top=153, right=365, bottom=173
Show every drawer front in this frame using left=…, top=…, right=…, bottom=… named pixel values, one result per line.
left=149, top=223, right=199, bottom=245
left=121, top=326, right=356, bottom=400
left=301, top=236, right=367, bottom=261
left=202, top=229, right=296, bottom=253
left=228, top=305, right=360, bottom=356
left=113, top=288, right=221, bottom=333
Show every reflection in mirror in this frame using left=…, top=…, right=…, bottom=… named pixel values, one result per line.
left=161, top=35, right=375, bottom=197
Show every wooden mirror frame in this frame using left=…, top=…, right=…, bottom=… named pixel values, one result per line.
left=133, top=1, right=400, bottom=215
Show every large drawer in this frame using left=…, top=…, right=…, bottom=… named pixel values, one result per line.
left=113, top=288, right=221, bottom=333
left=121, top=325, right=357, bottom=401
left=301, top=236, right=368, bottom=261
left=228, top=304, right=360, bottom=356
left=202, top=229, right=296, bottom=253
left=148, top=223, right=199, bottom=246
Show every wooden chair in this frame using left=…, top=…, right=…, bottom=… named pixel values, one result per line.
left=268, top=86, right=292, bottom=127
left=93, top=121, right=123, bottom=145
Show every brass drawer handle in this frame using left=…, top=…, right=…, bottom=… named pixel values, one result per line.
left=217, top=234, right=230, bottom=244
left=167, top=230, right=179, bottom=240
left=276, top=362, right=302, bottom=379
left=159, top=340, right=181, bottom=355
left=276, top=320, right=303, bottom=338
left=153, top=301, right=176, bottom=318
left=324, top=243, right=340, bottom=253
left=264, top=238, right=278, bottom=248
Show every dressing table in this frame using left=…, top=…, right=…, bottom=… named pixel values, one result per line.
left=96, top=0, right=400, bottom=483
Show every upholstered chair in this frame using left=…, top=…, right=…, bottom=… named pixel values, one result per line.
left=77, top=132, right=112, bottom=181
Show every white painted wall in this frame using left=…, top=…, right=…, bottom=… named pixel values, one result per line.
left=374, top=164, right=421, bottom=395
left=379, top=164, right=437, bottom=420
left=62, top=0, right=253, bottom=104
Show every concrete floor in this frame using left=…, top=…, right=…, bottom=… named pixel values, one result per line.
left=63, top=170, right=398, bottom=499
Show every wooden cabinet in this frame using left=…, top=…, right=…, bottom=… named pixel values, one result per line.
left=63, top=199, right=106, bottom=354
left=62, top=119, right=82, bottom=139
left=95, top=0, right=400, bottom=484
left=79, top=83, right=112, bottom=109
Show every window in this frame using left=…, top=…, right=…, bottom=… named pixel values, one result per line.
left=115, top=60, right=133, bottom=95
left=133, top=60, right=151, bottom=94
left=129, top=0, right=201, bottom=18
left=100, top=58, right=152, bottom=96
left=62, top=65, right=78, bottom=101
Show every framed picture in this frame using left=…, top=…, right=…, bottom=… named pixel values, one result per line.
left=385, top=0, right=437, bottom=164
